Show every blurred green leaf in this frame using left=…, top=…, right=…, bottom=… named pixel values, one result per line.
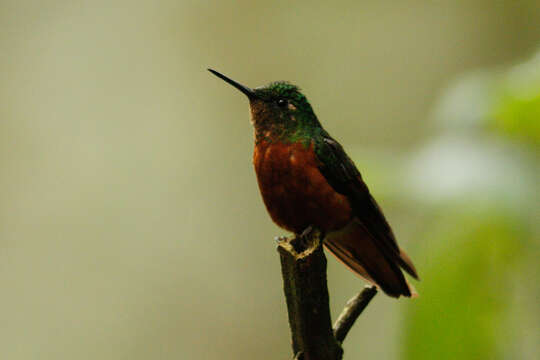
left=493, top=91, right=540, bottom=145
left=403, top=211, right=527, bottom=360
left=492, top=51, right=540, bottom=145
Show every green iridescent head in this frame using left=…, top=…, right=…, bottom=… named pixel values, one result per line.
left=253, top=81, right=310, bottom=111
left=250, top=81, right=318, bottom=124
left=209, top=69, right=322, bottom=140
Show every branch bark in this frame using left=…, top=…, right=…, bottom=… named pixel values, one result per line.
left=277, top=230, right=377, bottom=360
left=333, top=286, right=377, bottom=343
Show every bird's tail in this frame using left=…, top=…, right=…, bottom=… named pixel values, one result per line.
left=324, top=220, right=418, bottom=298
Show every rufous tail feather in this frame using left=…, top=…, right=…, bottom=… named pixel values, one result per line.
left=324, top=220, right=417, bottom=298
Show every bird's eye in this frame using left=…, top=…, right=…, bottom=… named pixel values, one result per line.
left=277, top=99, right=287, bottom=107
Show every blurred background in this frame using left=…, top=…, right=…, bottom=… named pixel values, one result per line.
left=1, top=1, right=539, bottom=359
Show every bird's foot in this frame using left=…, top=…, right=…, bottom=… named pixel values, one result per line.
left=274, top=235, right=288, bottom=243
left=299, top=225, right=314, bottom=239
left=290, top=225, right=317, bottom=253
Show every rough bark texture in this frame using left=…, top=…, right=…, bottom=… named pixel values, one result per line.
left=278, top=230, right=343, bottom=360
left=277, top=230, right=377, bottom=360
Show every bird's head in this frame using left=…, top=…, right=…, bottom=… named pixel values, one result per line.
left=209, top=69, right=321, bottom=140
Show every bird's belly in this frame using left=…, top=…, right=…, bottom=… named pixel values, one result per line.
left=253, top=140, right=352, bottom=234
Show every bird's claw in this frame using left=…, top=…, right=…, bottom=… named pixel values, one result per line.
left=299, top=225, right=314, bottom=239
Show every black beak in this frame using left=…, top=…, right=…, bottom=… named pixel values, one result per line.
left=208, top=69, right=256, bottom=99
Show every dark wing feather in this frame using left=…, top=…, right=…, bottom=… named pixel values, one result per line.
left=314, top=134, right=418, bottom=279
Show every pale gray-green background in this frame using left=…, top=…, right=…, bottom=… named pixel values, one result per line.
left=1, top=1, right=539, bottom=359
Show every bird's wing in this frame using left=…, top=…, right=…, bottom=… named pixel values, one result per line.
left=314, top=134, right=418, bottom=279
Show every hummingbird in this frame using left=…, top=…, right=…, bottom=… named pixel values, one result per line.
left=209, top=69, right=418, bottom=297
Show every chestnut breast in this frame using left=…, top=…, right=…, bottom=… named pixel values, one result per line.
left=253, top=140, right=352, bottom=233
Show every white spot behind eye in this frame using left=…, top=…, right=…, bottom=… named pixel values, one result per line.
left=288, top=103, right=297, bottom=111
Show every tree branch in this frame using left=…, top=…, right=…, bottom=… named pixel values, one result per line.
left=277, top=230, right=377, bottom=360
left=333, top=286, right=378, bottom=343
